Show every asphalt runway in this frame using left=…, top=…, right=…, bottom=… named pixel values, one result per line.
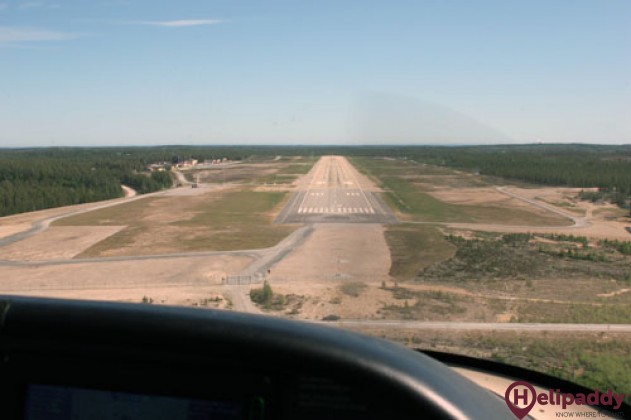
left=275, top=156, right=397, bottom=224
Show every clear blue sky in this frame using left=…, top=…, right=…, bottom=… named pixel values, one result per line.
left=1, top=0, right=629, bottom=146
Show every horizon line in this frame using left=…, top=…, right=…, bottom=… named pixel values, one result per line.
left=1, top=141, right=631, bottom=150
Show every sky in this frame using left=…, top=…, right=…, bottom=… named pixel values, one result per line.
left=0, top=0, right=630, bottom=146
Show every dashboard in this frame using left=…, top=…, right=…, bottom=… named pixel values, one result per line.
left=0, top=296, right=517, bottom=419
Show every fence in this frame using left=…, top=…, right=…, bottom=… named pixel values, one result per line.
left=222, top=274, right=264, bottom=285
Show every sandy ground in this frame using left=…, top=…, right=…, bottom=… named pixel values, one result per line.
left=0, top=226, right=126, bottom=261
left=0, top=224, right=32, bottom=240
left=431, top=187, right=572, bottom=222
left=269, top=224, right=391, bottom=284
left=270, top=282, right=397, bottom=320
left=1, top=286, right=236, bottom=310
left=432, top=187, right=530, bottom=206
left=260, top=223, right=395, bottom=319
left=121, top=185, right=137, bottom=198
left=452, top=219, right=630, bottom=240
left=0, top=202, right=98, bottom=227
left=160, top=183, right=230, bottom=197
left=508, top=186, right=591, bottom=201
left=185, top=164, right=278, bottom=185
left=0, top=255, right=252, bottom=294
left=430, top=185, right=630, bottom=239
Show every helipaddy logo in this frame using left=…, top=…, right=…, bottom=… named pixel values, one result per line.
left=504, top=381, right=626, bottom=419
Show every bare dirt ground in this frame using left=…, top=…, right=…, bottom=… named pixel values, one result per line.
left=258, top=221, right=395, bottom=320
left=5, top=286, right=242, bottom=311
left=423, top=182, right=629, bottom=239
left=0, top=199, right=99, bottom=227
left=503, top=187, right=630, bottom=238
left=0, top=226, right=126, bottom=261
left=269, top=224, right=391, bottom=284
left=160, top=183, right=230, bottom=197
left=431, top=187, right=517, bottom=205
left=121, top=185, right=137, bottom=198
left=0, top=285, right=234, bottom=309
left=514, top=187, right=590, bottom=213
left=269, top=282, right=397, bottom=320
left=446, top=191, right=629, bottom=239
left=0, top=254, right=252, bottom=296
left=188, top=164, right=277, bottom=184
left=0, top=224, right=32, bottom=240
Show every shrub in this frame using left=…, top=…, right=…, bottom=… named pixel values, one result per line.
left=250, top=280, right=274, bottom=307
left=339, top=282, right=367, bottom=297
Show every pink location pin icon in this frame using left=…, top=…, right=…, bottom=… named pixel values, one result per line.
left=504, top=381, right=537, bottom=419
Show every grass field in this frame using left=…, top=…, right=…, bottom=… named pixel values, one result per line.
left=254, top=158, right=316, bottom=183
left=172, top=189, right=294, bottom=250
left=593, top=207, right=630, bottom=218
left=515, top=301, right=631, bottom=324
left=351, top=157, right=572, bottom=226
left=54, top=197, right=161, bottom=227
left=256, top=174, right=298, bottom=184
left=54, top=188, right=296, bottom=256
left=384, top=224, right=456, bottom=279
left=276, top=162, right=315, bottom=174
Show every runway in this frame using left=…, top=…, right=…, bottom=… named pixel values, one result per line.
left=275, top=156, right=397, bottom=224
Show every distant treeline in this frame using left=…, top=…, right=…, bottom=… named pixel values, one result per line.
left=0, top=146, right=312, bottom=217
left=1, top=144, right=630, bottom=217
left=0, top=148, right=171, bottom=217
left=403, top=144, right=631, bottom=207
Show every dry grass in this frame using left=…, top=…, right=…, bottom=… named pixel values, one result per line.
left=385, top=224, right=456, bottom=280
left=55, top=188, right=296, bottom=257
left=352, top=157, right=573, bottom=226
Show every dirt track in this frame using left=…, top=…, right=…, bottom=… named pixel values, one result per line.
left=410, top=186, right=630, bottom=240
